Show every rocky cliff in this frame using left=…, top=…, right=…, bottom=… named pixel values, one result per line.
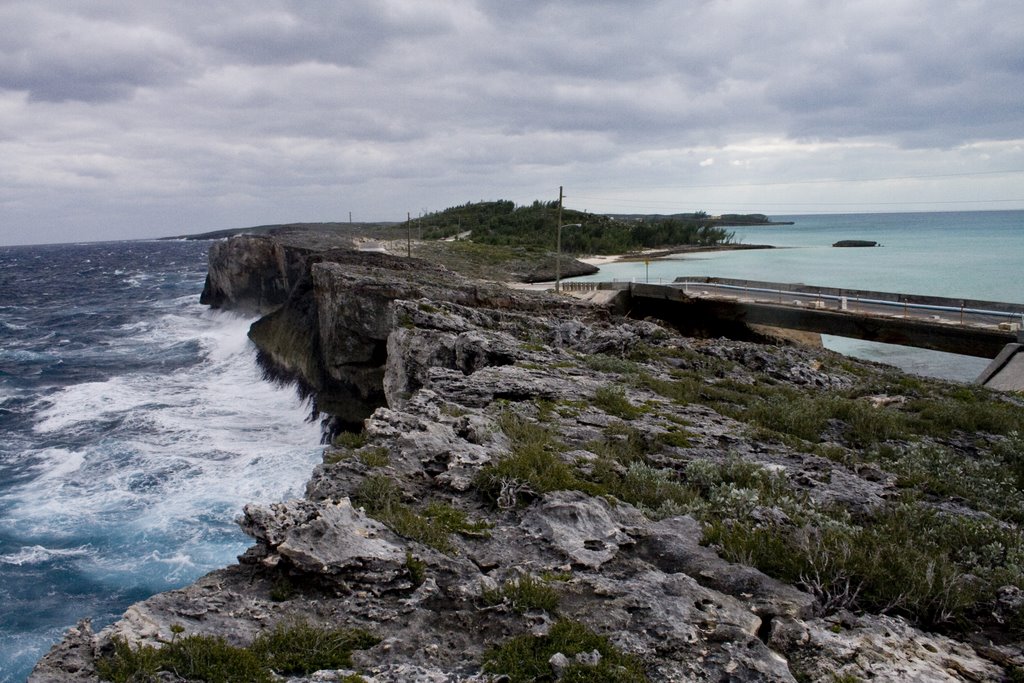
left=33, top=236, right=1024, bottom=682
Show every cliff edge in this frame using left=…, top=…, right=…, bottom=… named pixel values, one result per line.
left=33, top=236, right=1024, bottom=682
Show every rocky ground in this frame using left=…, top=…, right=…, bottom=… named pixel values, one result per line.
left=33, top=236, right=1024, bottom=682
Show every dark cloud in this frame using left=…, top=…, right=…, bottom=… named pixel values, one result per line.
left=0, top=5, right=193, bottom=102
left=0, top=0, right=1022, bottom=245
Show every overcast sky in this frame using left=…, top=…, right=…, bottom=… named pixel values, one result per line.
left=1, top=0, right=1022, bottom=245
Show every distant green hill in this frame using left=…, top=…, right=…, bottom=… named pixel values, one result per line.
left=418, top=200, right=746, bottom=255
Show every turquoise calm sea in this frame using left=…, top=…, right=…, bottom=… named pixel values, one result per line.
left=577, top=210, right=1024, bottom=383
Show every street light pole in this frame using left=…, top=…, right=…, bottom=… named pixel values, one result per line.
left=553, top=187, right=586, bottom=293
left=556, top=186, right=564, bottom=293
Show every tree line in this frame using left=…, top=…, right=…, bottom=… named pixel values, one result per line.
left=418, top=200, right=736, bottom=255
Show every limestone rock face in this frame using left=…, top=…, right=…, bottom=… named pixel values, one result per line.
left=522, top=491, right=642, bottom=569
left=637, top=515, right=816, bottom=621
left=771, top=613, right=1004, bottom=682
left=27, top=620, right=96, bottom=682
left=199, top=235, right=311, bottom=314
left=238, top=498, right=407, bottom=582
left=245, top=246, right=586, bottom=426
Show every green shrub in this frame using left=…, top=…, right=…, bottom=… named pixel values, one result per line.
left=482, top=573, right=561, bottom=614
left=423, top=501, right=493, bottom=538
left=476, top=412, right=579, bottom=507
left=354, top=475, right=491, bottom=552
left=745, top=394, right=830, bottom=443
left=405, top=551, right=427, bottom=587
left=96, top=637, right=165, bottom=683
left=269, top=576, right=297, bottom=602
left=250, top=620, right=379, bottom=675
left=353, top=474, right=404, bottom=515
left=97, top=622, right=380, bottom=683
left=634, top=372, right=701, bottom=405
left=587, top=422, right=653, bottom=467
left=876, top=443, right=1024, bottom=523
left=908, top=392, right=1024, bottom=437
left=357, top=447, right=390, bottom=467
left=98, top=635, right=273, bottom=683
left=332, top=430, right=368, bottom=449
left=582, top=354, right=644, bottom=376
left=591, top=461, right=699, bottom=520
left=704, top=501, right=1024, bottom=628
left=593, top=385, right=645, bottom=420
left=482, top=620, right=647, bottom=683
left=324, top=444, right=389, bottom=467
left=657, top=427, right=694, bottom=449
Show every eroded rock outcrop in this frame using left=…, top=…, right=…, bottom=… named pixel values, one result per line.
left=199, top=235, right=313, bottom=314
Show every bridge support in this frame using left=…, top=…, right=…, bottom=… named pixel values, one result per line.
left=976, top=343, right=1024, bottom=391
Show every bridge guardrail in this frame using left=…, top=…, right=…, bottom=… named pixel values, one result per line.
left=671, top=277, right=1024, bottom=330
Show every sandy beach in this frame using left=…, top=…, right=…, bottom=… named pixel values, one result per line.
left=578, top=243, right=775, bottom=267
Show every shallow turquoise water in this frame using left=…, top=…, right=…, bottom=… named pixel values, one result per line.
left=576, top=210, right=1024, bottom=382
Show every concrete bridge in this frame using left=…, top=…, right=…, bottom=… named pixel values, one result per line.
left=566, top=277, right=1024, bottom=389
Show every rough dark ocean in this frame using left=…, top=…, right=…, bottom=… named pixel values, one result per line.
left=0, top=241, right=322, bottom=682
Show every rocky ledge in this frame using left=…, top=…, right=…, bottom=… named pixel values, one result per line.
left=33, top=236, right=1024, bottom=682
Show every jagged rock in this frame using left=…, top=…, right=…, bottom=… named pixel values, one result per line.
left=27, top=619, right=96, bottom=683
left=522, top=491, right=644, bottom=569
left=285, top=664, right=491, bottom=682
left=770, top=613, right=1005, bottom=682
left=572, top=568, right=795, bottom=682
left=200, top=235, right=311, bottom=314
left=637, top=515, right=817, bottom=621
left=238, top=498, right=406, bottom=584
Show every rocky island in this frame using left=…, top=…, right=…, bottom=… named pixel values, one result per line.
left=33, top=233, right=1024, bottom=682
left=832, top=241, right=880, bottom=248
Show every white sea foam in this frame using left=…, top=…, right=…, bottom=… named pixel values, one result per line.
left=31, top=378, right=144, bottom=433
left=29, top=448, right=85, bottom=481
left=7, top=303, right=323, bottom=581
left=0, top=545, right=93, bottom=566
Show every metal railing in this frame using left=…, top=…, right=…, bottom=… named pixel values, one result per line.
left=560, top=281, right=601, bottom=292
left=672, top=278, right=1024, bottom=330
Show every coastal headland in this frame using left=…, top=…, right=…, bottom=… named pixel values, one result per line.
left=33, top=230, right=1024, bottom=681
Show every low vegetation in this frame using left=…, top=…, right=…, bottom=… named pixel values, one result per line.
left=479, top=339, right=1024, bottom=639
left=482, top=619, right=648, bottom=683
left=353, top=474, right=491, bottom=553
left=482, top=573, right=561, bottom=614
left=96, top=621, right=379, bottom=683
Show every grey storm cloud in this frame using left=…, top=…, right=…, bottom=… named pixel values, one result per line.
left=1, top=0, right=1022, bottom=245
left=0, top=5, right=195, bottom=102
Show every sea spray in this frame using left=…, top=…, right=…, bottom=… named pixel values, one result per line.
left=0, top=240, right=323, bottom=682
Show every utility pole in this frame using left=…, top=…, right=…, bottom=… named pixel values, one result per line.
left=556, top=186, right=564, bottom=293
left=406, top=212, right=411, bottom=257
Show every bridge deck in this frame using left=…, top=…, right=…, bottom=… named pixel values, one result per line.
left=609, top=278, right=1024, bottom=359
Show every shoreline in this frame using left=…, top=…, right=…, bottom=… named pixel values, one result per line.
left=579, top=242, right=775, bottom=266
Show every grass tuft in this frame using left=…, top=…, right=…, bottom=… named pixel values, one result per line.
left=593, top=385, right=645, bottom=420
left=354, top=475, right=490, bottom=552
left=482, top=573, right=561, bottom=614
left=482, top=619, right=647, bottom=683
left=96, top=621, right=378, bottom=683
left=476, top=412, right=579, bottom=507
